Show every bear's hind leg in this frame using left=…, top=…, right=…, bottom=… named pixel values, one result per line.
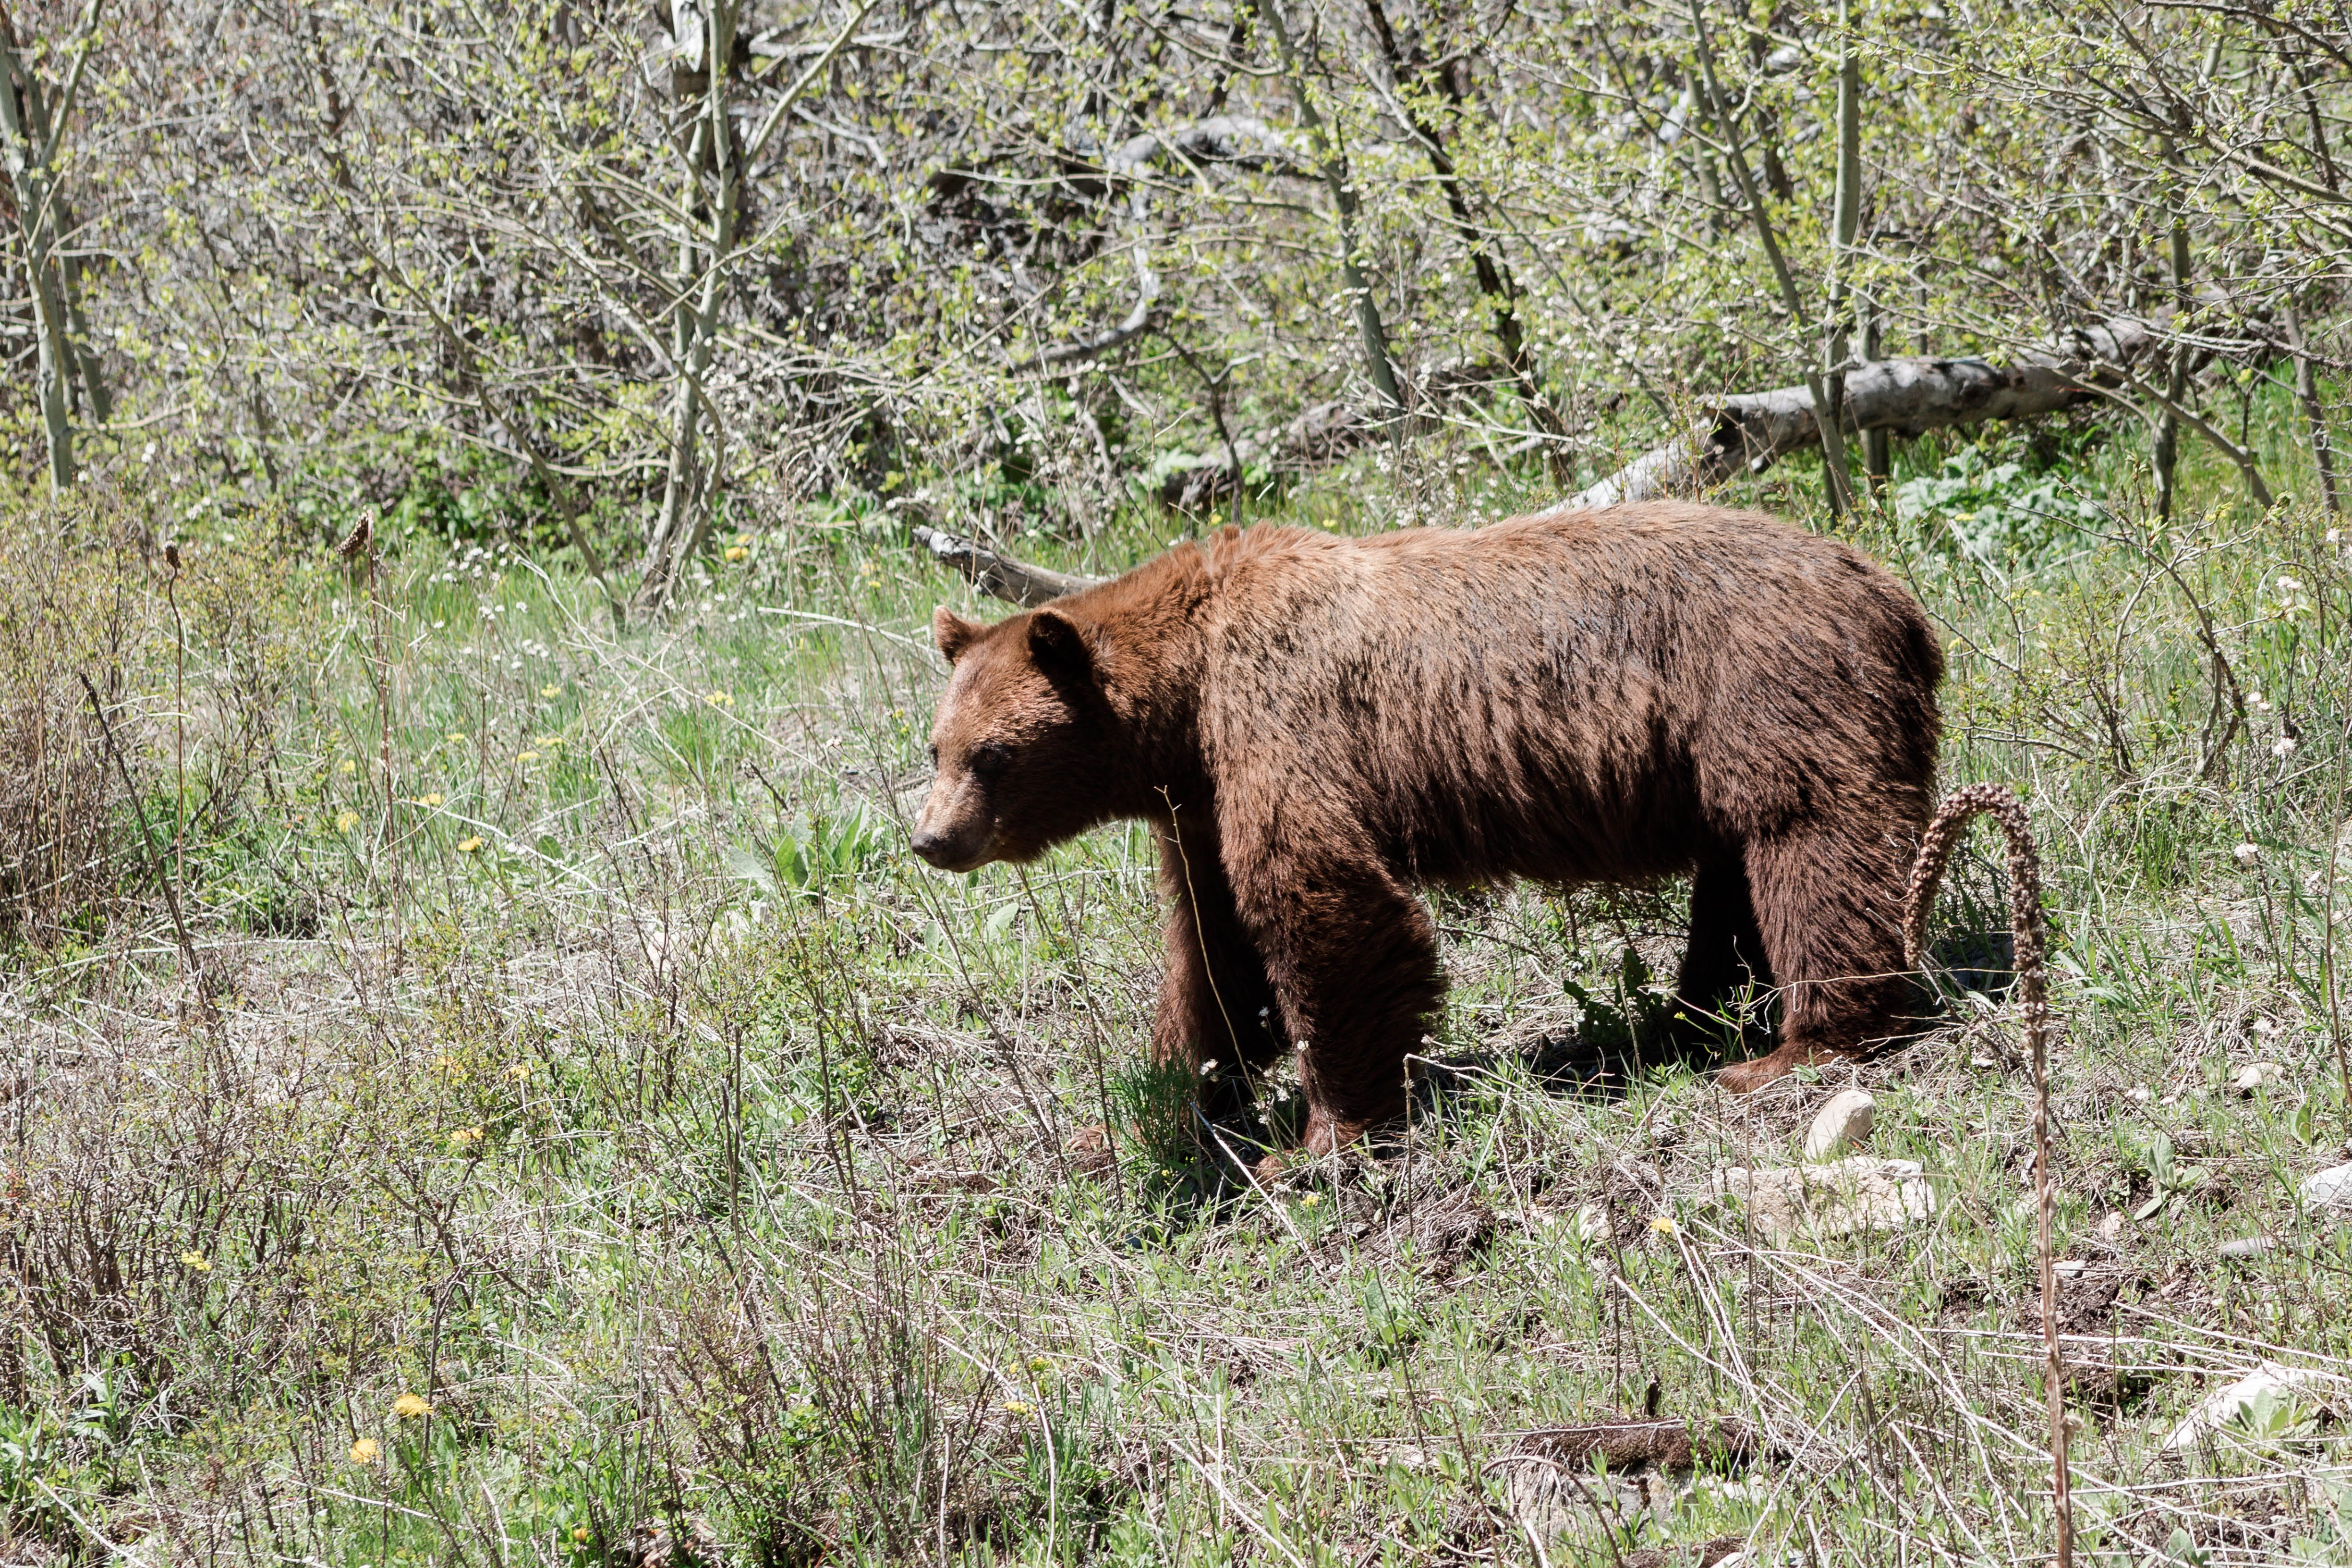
left=1718, top=823, right=1916, bottom=1093
left=1667, top=854, right=1775, bottom=1059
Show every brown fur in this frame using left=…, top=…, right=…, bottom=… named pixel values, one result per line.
left=912, top=503, right=1942, bottom=1152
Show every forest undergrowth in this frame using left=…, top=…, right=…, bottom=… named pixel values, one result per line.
left=4, top=410, right=2352, bottom=1567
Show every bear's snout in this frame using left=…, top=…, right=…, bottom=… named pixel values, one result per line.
left=909, top=788, right=994, bottom=871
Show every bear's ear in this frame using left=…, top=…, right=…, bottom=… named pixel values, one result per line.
left=1026, top=608, right=1094, bottom=685
left=933, top=607, right=984, bottom=665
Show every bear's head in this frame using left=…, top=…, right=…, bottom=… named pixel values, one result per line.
left=912, top=604, right=1114, bottom=871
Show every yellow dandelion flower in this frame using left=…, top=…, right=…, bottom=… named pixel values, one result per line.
left=339, top=759, right=356, bottom=775
left=540, top=684, right=561, bottom=698
left=392, top=1393, right=433, bottom=1420
left=449, top=1125, right=485, bottom=1148
left=349, top=1437, right=381, bottom=1464
left=446, top=732, right=466, bottom=744
left=999, top=1399, right=1032, bottom=1417
left=181, top=1250, right=211, bottom=1272
left=507, top=1062, right=533, bottom=1081
left=517, top=751, right=538, bottom=764
left=422, top=792, right=444, bottom=807
left=1649, top=1215, right=1678, bottom=1237
left=336, top=811, right=359, bottom=832
left=704, top=690, right=734, bottom=707
left=458, top=836, right=485, bottom=853
left=725, top=546, right=749, bottom=562
left=1300, top=1193, right=1322, bottom=1208
left=572, top=1525, right=592, bottom=1544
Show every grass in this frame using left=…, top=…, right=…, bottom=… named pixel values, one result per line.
left=3, top=394, right=2352, bottom=1566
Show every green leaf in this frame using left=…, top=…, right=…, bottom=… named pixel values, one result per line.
left=722, top=841, right=778, bottom=898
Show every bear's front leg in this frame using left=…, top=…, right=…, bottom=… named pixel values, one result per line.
left=1229, top=843, right=1446, bottom=1154
left=1152, top=825, right=1289, bottom=1087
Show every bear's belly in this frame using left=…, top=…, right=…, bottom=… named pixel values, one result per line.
left=1378, top=766, right=1709, bottom=889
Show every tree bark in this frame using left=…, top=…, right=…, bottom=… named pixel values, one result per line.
left=1824, top=0, right=1863, bottom=515
left=1687, top=0, right=1854, bottom=513
left=2286, top=297, right=2339, bottom=514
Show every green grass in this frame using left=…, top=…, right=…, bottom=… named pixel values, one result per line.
left=3, top=397, right=2352, bottom=1565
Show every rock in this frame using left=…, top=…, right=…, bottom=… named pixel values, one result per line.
left=2161, top=1361, right=2330, bottom=1451
left=2303, top=1162, right=2352, bottom=1213
left=1496, top=1462, right=1659, bottom=1545
left=1705, top=1158, right=1936, bottom=1242
left=2218, top=1236, right=2275, bottom=1261
left=1803, top=1089, right=1876, bottom=1162
left=2232, top=1061, right=2284, bottom=1095
left=2097, top=1211, right=2124, bottom=1241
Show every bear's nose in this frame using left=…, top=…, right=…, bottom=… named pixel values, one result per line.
left=909, top=828, right=951, bottom=865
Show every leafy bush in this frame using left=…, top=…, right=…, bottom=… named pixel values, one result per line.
left=1894, top=448, right=2107, bottom=559
left=726, top=804, right=892, bottom=906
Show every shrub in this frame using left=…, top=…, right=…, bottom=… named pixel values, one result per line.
left=0, top=489, right=152, bottom=945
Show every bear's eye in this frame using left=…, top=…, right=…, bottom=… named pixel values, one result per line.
left=927, top=742, right=939, bottom=768
left=969, top=742, right=1013, bottom=778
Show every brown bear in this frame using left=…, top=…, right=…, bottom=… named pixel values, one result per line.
left=912, top=502, right=1942, bottom=1153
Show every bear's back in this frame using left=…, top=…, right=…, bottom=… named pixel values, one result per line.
left=1192, top=503, right=1940, bottom=879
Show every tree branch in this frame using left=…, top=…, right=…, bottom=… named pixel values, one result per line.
left=1544, top=318, right=2165, bottom=512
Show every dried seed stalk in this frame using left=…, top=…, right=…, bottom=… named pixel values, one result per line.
left=1904, top=782, right=2070, bottom=1568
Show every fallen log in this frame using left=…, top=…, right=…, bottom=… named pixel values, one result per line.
left=913, top=317, right=2174, bottom=608
left=1545, top=317, right=2158, bottom=512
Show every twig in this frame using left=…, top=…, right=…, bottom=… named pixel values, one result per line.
left=78, top=672, right=209, bottom=1011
